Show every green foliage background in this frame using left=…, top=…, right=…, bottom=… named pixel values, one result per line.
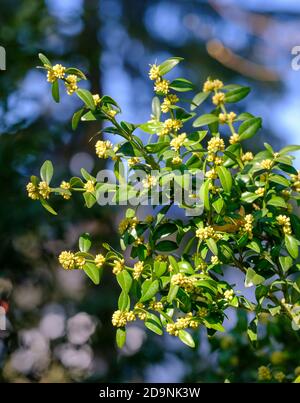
left=0, top=0, right=300, bottom=383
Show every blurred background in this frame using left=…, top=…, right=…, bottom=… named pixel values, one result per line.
left=0, top=0, right=300, bottom=383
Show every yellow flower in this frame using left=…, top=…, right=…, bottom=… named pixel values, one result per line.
left=205, top=168, right=218, bottom=180
left=65, top=74, right=78, bottom=95
left=170, top=132, right=187, bottom=151
left=93, top=94, right=101, bottom=106
left=203, top=79, right=223, bottom=92
left=276, top=215, right=292, bottom=235
left=166, top=323, right=179, bottom=336
left=112, top=310, right=127, bottom=327
left=196, top=226, right=215, bottom=240
left=142, top=175, right=158, bottom=189
left=112, top=259, right=125, bottom=275
left=84, top=180, right=95, bottom=193
left=38, top=181, right=51, bottom=199
left=118, top=217, right=138, bottom=234
left=229, top=133, right=240, bottom=145
left=242, top=214, right=254, bottom=239
left=258, top=366, right=272, bottom=381
left=255, top=187, right=265, bottom=197
left=224, top=289, right=234, bottom=301
left=46, top=64, right=66, bottom=83
left=107, top=109, right=117, bottom=118
left=95, top=140, right=113, bottom=158
left=218, top=113, right=227, bottom=124
left=26, top=182, right=39, bottom=200
left=212, top=92, right=225, bottom=106
left=74, top=255, right=86, bottom=269
left=60, top=181, right=71, bottom=199
left=241, top=152, right=254, bottom=162
left=260, top=159, right=273, bottom=170
left=58, top=251, right=76, bottom=270
left=128, top=157, right=140, bottom=167
left=161, top=94, right=179, bottom=113
left=227, top=111, right=237, bottom=122
left=207, top=137, right=225, bottom=153
left=210, top=255, right=219, bottom=265
left=149, top=301, right=163, bottom=311
left=274, top=371, right=285, bottom=383
left=171, top=273, right=197, bottom=293
left=149, top=64, right=160, bottom=80
left=154, top=78, right=170, bottom=95
left=145, top=215, right=154, bottom=224
left=294, top=366, right=300, bottom=376
left=172, top=155, right=182, bottom=165
left=95, top=254, right=105, bottom=268
left=133, top=261, right=144, bottom=280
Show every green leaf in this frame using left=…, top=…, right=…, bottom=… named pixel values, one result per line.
left=178, top=329, right=195, bottom=348
left=40, top=160, right=53, bottom=184
left=279, top=145, right=300, bottom=155
left=72, top=108, right=84, bottom=130
left=159, top=57, right=183, bottom=76
left=168, top=256, right=179, bottom=272
left=247, top=240, right=261, bottom=253
left=200, top=180, right=211, bottom=211
left=140, top=279, right=159, bottom=302
left=207, top=238, right=218, bottom=255
left=241, top=192, right=260, bottom=203
left=117, top=270, right=132, bottom=294
left=170, top=78, right=194, bottom=92
left=238, top=117, right=262, bottom=141
left=191, top=92, right=210, bottom=111
left=285, top=235, right=299, bottom=259
left=178, top=261, right=194, bottom=275
left=154, top=261, right=167, bottom=277
left=225, top=86, right=250, bottom=103
left=52, top=80, right=60, bottom=103
left=155, top=240, right=178, bottom=252
left=247, top=317, right=258, bottom=345
left=267, top=196, right=287, bottom=208
left=193, top=114, right=218, bottom=128
left=79, top=233, right=91, bottom=252
left=153, top=223, right=177, bottom=242
left=212, top=198, right=224, bottom=214
left=76, top=88, right=95, bottom=110
left=151, top=96, right=161, bottom=120
left=269, top=174, right=290, bottom=187
left=65, top=67, right=87, bottom=80
left=145, top=313, right=163, bottom=335
left=139, top=120, right=163, bottom=134
left=116, top=328, right=126, bottom=348
left=118, top=141, right=142, bottom=157
left=216, top=166, right=232, bottom=193
left=145, top=142, right=169, bottom=154
left=83, top=262, right=101, bottom=285
left=83, top=192, right=96, bottom=208
left=38, top=53, right=52, bottom=67
left=40, top=198, right=57, bottom=215
left=167, top=284, right=179, bottom=302
left=279, top=255, right=293, bottom=273
left=245, top=268, right=265, bottom=287
left=118, top=291, right=130, bottom=310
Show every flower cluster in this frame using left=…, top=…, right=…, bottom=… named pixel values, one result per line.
left=276, top=215, right=292, bottom=235
left=241, top=214, right=254, bottom=239
left=58, top=251, right=86, bottom=270
left=203, top=78, right=224, bottom=92
left=47, top=64, right=66, bottom=82
left=170, top=132, right=187, bottom=151
left=133, top=261, right=144, bottom=280
left=26, top=181, right=51, bottom=200
left=161, top=94, right=179, bottom=113
left=171, top=273, right=197, bottom=293
left=112, top=259, right=125, bottom=275
left=112, top=310, right=136, bottom=327
left=207, top=137, right=225, bottom=154
left=196, top=225, right=222, bottom=241
left=95, top=140, right=113, bottom=159
left=158, top=118, right=183, bottom=137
